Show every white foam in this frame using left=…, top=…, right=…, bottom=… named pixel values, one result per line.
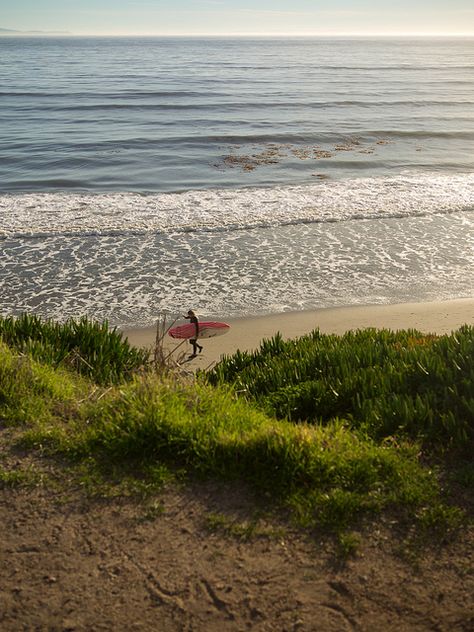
left=2, top=210, right=473, bottom=327
left=1, top=172, right=474, bottom=239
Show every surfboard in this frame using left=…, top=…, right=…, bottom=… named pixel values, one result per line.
left=168, top=321, right=230, bottom=340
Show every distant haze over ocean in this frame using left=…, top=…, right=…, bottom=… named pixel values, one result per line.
left=1, top=36, right=473, bottom=325
left=0, top=28, right=70, bottom=35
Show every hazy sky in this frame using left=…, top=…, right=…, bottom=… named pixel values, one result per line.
left=3, top=0, right=474, bottom=36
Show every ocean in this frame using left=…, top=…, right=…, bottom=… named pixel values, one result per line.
left=1, top=36, right=473, bottom=326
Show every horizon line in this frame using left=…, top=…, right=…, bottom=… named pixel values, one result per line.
left=2, top=31, right=474, bottom=38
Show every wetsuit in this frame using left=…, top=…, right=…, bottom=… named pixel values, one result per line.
left=186, top=314, right=203, bottom=355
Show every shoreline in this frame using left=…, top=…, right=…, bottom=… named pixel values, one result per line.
left=121, top=297, right=474, bottom=368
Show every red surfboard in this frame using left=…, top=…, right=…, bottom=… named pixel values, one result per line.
left=168, top=321, right=230, bottom=340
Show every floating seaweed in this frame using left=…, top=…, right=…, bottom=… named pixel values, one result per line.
left=216, top=136, right=391, bottom=172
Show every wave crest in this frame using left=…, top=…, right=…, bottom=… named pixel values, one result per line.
left=1, top=172, right=473, bottom=239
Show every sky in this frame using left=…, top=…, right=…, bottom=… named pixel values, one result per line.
left=2, top=0, right=474, bottom=36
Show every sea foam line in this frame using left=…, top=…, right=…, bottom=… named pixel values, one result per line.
left=1, top=172, right=474, bottom=239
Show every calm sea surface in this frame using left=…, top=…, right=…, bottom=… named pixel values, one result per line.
left=1, top=37, right=473, bottom=325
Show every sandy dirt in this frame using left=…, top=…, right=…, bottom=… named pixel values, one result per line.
left=1, top=454, right=473, bottom=632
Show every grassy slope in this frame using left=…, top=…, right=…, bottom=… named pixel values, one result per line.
left=1, top=316, right=472, bottom=539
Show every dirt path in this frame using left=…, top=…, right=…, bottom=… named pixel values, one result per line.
left=1, top=474, right=473, bottom=632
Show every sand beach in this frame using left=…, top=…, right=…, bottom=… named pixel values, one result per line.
left=122, top=297, right=474, bottom=368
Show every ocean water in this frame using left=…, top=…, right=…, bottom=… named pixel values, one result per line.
left=1, top=36, right=473, bottom=326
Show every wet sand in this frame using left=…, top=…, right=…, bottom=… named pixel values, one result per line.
left=121, top=298, right=474, bottom=369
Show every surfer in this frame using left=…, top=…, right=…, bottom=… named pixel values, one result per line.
left=184, top=309, right=203, bottom=357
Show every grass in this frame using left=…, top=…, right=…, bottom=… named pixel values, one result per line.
left=70, top=457, right=174, bottom=500
left=0, top=316, right=471, bottom=540
left=9, top=364, right=463, bottom=535
left=452, top=461, right=474, bottom=488
left=0, top=340, right=88, bottom=427
left=0, top=466, right=41, bottom=489
left=205, top=511, right=285, bottom=541
left=336, top=531, right=361, bottom=559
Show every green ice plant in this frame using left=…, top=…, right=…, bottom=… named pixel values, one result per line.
left=207, top=327, right=474, bottom=450
left=0, top=314, right=149, bottom=384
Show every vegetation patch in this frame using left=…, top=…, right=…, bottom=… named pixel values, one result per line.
left=8, top=370, right=458, bottom=535
left=1, top=317, right=471, bottom=540
left=68, top=457, right=174, bottom=500
left=0, top=465, right=42, bottom=489
left=205, top=511, right=285, bottom=541
left=0, top=314, right=148, bottom=384
left=0, top=341, right=87, bottom=427
left=207, top=327, right=474, bottom=452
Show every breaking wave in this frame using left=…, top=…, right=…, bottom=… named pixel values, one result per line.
left=2, top=172, right=473, bottom=239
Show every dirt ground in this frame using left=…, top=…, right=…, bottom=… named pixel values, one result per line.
left=1, top=443, right=473, bottom=631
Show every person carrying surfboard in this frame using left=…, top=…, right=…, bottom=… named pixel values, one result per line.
left=184, top=309, right=203, bottom=357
